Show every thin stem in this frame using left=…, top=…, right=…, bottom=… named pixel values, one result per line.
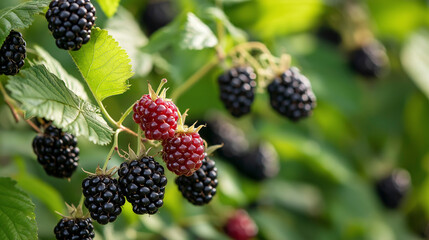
left=117, top=101, right=137, bottom=125
left=171, top=57, right=219, bottom=101
left=96, top=99, right=117, bottom=127
left=102, top=129, right=121, bottom=171
left=137, top=127, right=142, bottom=155
left=78, top=193, right=85, bottom=209
left=0, top=81, right=20, bottom=122
left=120, top=125, right=139, bottom=137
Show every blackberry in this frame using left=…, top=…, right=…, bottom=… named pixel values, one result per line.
left=375, top=169, right=411, bottom=209
left=267, top=67, right=316, bottom=121
left=140, top=0, right=176, bottom=36
left=32, top=124, right=79, bottom=178
left=82, top=174, right=125, bottom=224
left=218, top=66, right=257, bottom=117
left=200, top=117, right=249, bottom=160
left=175, top=157, right=218, bottom=205
left=0, top=30, right=26, bottom=75
left=118, top=157, right=167, bottom=215
left=349, top=41, right=389, bottom=78
left=46, top=0, right=96, bottom=51
left=316, top=26, right=342, bottom=46
left=234, top=142, right=279, bottom=181
left=54, top=217, right=95, bottom=240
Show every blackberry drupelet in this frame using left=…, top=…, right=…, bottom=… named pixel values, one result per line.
left=46, top=0, right=96, bottom=50
left=54, top=217, right=95, bottom=240
left=234, top=142, right=279, bottom=181
left=376, top=169, right=411, bottom=209
left=0, top=30, right=26, bottom=75
left=349, top=41, right=389, bottom=78
left=175, top=157, right=218, bottom=205
left=32, top=124, right=79, bottom=178
left=140, top=0, right=175, bottom=36
left=82, top=174, right=125, bottom=224
left=118, top=157, right=167, bottom=215
left=267, top=67, right=316, bottom=121
left=218, top=66, right=257, bottom=117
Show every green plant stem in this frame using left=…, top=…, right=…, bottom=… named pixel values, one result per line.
left=117, top=101, right=137, bottom=125
left=102, top=129, right=121, bottom=171
left=137, top=127, right=142, bottom=155
left=96, top=99, right=117, bottom=127
left=78, top=193, right=85, bottom=208
left=171, top=57, right=219, bottom=101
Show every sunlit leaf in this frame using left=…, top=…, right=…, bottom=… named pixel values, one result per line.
left=180, top=13, right=218, bottom=50
left=95, top=0, right=121, bottom=18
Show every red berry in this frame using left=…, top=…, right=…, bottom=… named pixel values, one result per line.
left=162, top=132, right=205, bottom=176
left=224, top=210, right=258, bottom=240
left=133, top=80, right=179, bottom=140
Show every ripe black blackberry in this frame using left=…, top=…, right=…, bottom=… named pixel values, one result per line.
left=175, top=157, right=218, bottom=205
left=46, top=0, right=96, bottom=51
left=218, top=66, right=257, bottom=118
left=267, top=67, right=316, bottom=121
left=375, top=169, right=411, bottom=209
left=316, top=26, right=342, bottom=46
left=140, top=0, right=175, bottom=36
left=349, top=41, right=389, bottom=78
left=0, top=30, right=26, bottom=75
left=54, top=217, right=95, bottom=240
left=199, top=117, right=249, bottom=161
left=234, top=142, right=279, bottom=181
left=82, top=172, right=125, bottom=225
left=118, top=156, right=167, bottom=215
left=32, top=124, right=79, bottom=178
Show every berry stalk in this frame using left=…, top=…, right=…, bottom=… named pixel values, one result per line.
left=102, top=129, right=121, bottom=171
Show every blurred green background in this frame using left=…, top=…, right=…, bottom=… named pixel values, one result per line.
left=1, top=0, right=429, bottom=239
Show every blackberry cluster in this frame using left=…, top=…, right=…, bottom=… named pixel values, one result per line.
left=32, top=124, right=79, bottom=178
left=267, top=67, right=316, bottom=121
left=118, top=157, right=167, bottom=214
left=0, top=30, right=26, bottom=75
left=46, top=0, right=96, bottom=50
left=376, top=169, right=411, bottom=209
left=349, top=41, right=389, bottom=78
left=175, top=157, right=218, bottom=205
left=140, top=0, right=175, bottom=36
left=54, top=217, right=95, bottom=240
left=82, top=175, right=125, bottom=224
left=234, top=142, right=279, bottom=181
left=218, top=66, right=257, bottom=117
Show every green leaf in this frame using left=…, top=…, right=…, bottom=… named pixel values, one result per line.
left=0, top=0, right=50, bottom=44
left=0, top=177, right=37, bottom=240
left=70, top=28, right=133, bottom=101
left=95, top=0, right=121, bottom=18
left=32, top=45, right=89, bottom=100
left=401, top=30, right=429, bottom=100
left=106, top=7, right=152, bottom=77
left=205, top=7, right=247, bottom=42
left=140, top=18, right=181, bottom=53
left=6, top=65, right=113, bottom=145
left=180, top=13, right=218, bottom=50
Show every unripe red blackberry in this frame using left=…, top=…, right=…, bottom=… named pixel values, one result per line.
left=133, top=79, right=179, bottom=141
left=118, top=156, right=167, bottom=215
left=218, top=66, right=257, bottom=117
left=224, top=210, right=258, bottom=240
left=267, top=67, right=316, bottom=121
left=349, top=41, right=389, bottom=78
left=162, top=112, right=205, bottom=176
left=54, top=217, right=95, bottom=240
left=32, top=124, right=79, bottom=178
left=82, top=171, right=125, bottom=225
left=140, top=0, right=176, bottom=36
left=0, top=30, right=26, bottom=75
left=375, top=169, right=411, bottom=209
left=46, top=0, right=96, bottom=51
left=175, top=157, right=218, bottom=205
